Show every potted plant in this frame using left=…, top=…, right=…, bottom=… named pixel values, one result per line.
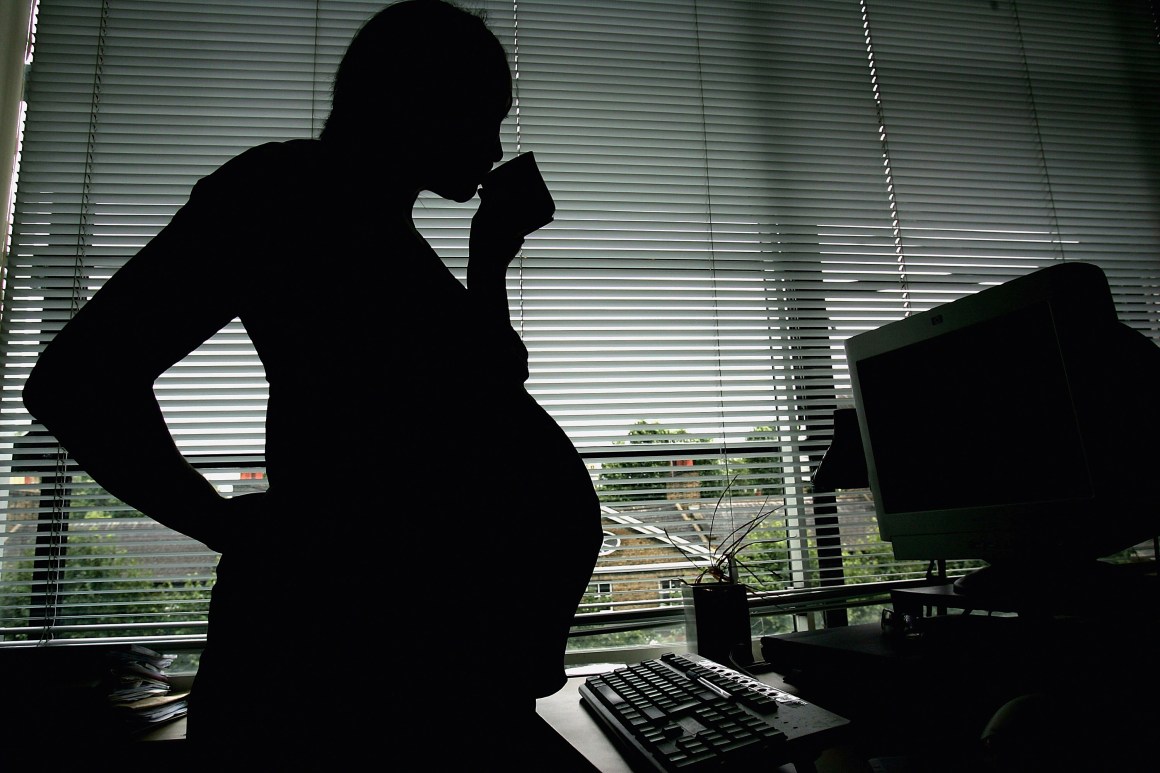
left=677, top=477, right=784, bottom=667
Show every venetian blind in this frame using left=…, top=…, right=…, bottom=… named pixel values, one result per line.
left=1, top=0, right=1158, bottom=648
left=0, top=0, right=392, bottom=645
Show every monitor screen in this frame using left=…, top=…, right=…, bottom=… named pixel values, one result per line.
left=857, top=300, right=1091, bottom=516
left=845, top=261, right=1160, bottom=589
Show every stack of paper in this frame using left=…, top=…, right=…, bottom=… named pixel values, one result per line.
left=103, top=645, right=189, bottom=734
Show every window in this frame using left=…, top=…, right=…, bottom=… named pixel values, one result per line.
left=658, top=578, right=682, bottom=604
left=2, top=0, right=1158, bottom=652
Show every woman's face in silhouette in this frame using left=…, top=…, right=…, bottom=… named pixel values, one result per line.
left=416, top=66, right=512, bottom=203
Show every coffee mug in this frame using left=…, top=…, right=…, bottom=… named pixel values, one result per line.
left=479, top=151, right=555, bottom=237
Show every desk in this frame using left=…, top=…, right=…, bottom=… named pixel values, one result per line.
left=136, top=677, right=642, bottom=771
left=138, top=661, right=861, bottom=772
left=538, top=673, right=636, bottom=773
left=761, top=613, right=1160, bottom=771
left=539, top=667, right=856, bottom=773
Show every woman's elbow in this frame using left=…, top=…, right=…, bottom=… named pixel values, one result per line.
left=22, top=350, right=87, bottom=430
left=23, top=360, right=64, bottom=424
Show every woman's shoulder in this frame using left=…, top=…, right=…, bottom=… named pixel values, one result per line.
left=232, top=138, right=327, bottom=168
left=197, top=139, right=329, bottom=196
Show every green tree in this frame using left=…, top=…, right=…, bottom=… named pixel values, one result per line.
left=1, top=476, right=213, bottom=641
left=596, top=421, right=715, bottom=503
left=725, top=426, right=784, bottom=497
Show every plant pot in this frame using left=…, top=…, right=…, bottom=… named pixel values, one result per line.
left=682, top=582, right=753, bottom=667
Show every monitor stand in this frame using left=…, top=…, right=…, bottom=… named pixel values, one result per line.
left=951, top=562, right=1042, bottom=596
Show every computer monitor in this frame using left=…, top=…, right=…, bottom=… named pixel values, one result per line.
left=845, top=262, right=1160, bottom=597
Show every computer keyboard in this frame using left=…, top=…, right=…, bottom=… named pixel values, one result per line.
left=578, top=652, right=850, bottom=772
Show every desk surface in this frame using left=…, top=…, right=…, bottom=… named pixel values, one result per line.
left=139, top=673, right=640, bottom=770
left=139, top=659, right=855, bottom=772
left=539, top=671, right=636, bottom=772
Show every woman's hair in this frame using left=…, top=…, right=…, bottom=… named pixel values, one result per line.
left=320, top=0, right=510, bottom=143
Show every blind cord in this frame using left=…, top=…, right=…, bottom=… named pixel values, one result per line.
left=861, top=0, right=910, bottom=315
left=692, top=0, right=732, bottom=490
left=1012, top=0, right=1064, bottom=262
left=512, top=2, right=525, bottom=340
left=310, top=0, right=321, bottom=136
left=42, top=0, right=111, bottom=645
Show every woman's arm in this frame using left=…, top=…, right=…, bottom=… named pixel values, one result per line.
left=467, top=151, right=553, bottom=325
left=467, top=200, right=526, bottom=322
left=22, top=212, right=245, bottom=551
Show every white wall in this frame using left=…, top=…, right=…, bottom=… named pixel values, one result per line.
left=1, top=0, right=35, bottom=265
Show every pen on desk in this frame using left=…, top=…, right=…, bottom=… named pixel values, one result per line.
left=696, top=676, right=732, bottom=699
